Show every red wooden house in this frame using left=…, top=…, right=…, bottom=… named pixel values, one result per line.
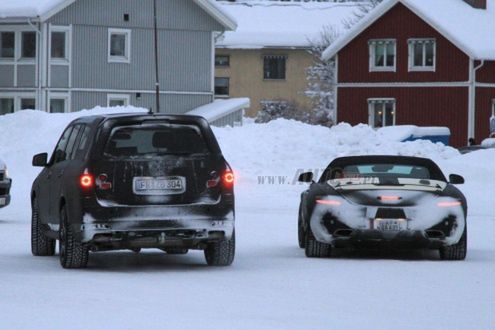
left=323, top=0, right=495, bottom=147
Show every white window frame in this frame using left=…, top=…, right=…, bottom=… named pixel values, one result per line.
left=0, top=95, right=15, bottom=114
left=214, top=77, right=230, bottom=98
left=368, top=98, right=396, bottom=128
left=0, top=31, right=16, bottom=61
left=19, top=30, right=37, bottom=61
left=215, top=55, right=230, bottom=67
left=108, top=28, right=131, bottom=64
left=0, top=27, right=39, bottom=65
left=49, top=26, right=71, bottom=63
left=263, top=55, right=288, bottom=80
left=408, top=38, right=436, bottom=72
left=0, top=92, right=38, bottom=112
left=107, top=94, right=131, bottom=107
left=49, top=92, right=70, bottom=113
left=369, top=39, right=396, bottom=72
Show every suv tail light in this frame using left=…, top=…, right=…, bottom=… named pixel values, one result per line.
left=80, top=173, right=94, bottom=189
left=222, top=170, right=234, bottom=187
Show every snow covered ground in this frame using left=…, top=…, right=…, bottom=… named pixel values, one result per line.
left=0, top=109, right=494, bottom=329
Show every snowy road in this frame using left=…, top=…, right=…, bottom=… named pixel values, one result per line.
left=1, top=200, right=494, bottom=329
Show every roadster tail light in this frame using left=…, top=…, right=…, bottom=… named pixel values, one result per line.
left=437, top=201, right=462, bottom=207
left=379, top=195, right=401, bottom=201
left=316, top=199, right=342, bottom=206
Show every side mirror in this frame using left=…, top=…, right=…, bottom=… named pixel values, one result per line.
left=298, top=172, right=314, bottom=183
left=449, top=174, right=465, bottom=184
left=32, top=153, right=48, bottom=167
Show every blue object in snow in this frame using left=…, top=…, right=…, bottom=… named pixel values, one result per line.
left=401, top=126, right=451, bottom=146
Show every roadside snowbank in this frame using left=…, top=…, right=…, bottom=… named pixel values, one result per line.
left=213, top=120, right=459, bottom=182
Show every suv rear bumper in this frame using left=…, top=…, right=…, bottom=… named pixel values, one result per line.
left=0, top=178, right=12, bottom=208
left=80, top=203, right=234, bottom=244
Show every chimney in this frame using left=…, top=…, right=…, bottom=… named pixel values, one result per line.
left=463, top=0, right=487, bottom=9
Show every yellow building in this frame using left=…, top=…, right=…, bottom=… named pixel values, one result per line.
left=215, top=48, right=314, bottom=117
left=214, top=1, right=358, bottom=118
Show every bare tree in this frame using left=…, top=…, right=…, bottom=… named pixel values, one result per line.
left=305, top=25, right=340, bottom=125
left=306, top=0, right=382, bottom=125
left=343, top=0, right=383, bottom=29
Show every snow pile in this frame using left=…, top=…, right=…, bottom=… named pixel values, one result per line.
left=214, top=120, right=459, bottom=181
left=481, top=138, right=495, bottom=148
left=216, top=1, right=360, bottom=48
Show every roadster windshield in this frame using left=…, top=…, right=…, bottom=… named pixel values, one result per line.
left=333, top=164, right=431, bottom=181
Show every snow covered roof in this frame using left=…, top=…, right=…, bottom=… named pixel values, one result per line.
left=0, top=0, right=69, bottom=19
left=0, top=0, right=237, bottom=30
left=323, top=0, right=495, bottom=61
left=216, top=1, right=361, bottom=49
left=187, top=98, right=250, bottom=122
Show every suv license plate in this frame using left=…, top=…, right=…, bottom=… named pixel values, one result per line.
left=0, top=198, right=5, bottom=206
left=133, top=177, right=186, bottom=195
left=375, top=219, right=406, bottom=231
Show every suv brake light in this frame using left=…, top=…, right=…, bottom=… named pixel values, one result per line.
left=80, top=173, right=94, bottom=188
left=223, top=170, right=234, bottom=187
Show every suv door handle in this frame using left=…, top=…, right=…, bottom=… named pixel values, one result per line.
left=57, top=170, right=64, bottom=178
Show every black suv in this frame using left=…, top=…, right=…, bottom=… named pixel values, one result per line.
left=31, top=114, right=235, bottom=268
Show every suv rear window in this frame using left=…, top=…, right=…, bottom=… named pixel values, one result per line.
left=104, top=123, right=209, bottom=157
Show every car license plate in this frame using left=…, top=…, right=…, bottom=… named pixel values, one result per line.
left=0, top=198, right=5, bottom=206
left=133, top=177, right=185, bottom=195
left=375, top=219, right=407, bottom=231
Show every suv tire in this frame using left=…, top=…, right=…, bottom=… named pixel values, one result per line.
left=59, top=206, right=89, bottom=269
left=298, top=205, right=306, bottom=249
left=305, top=229, right=331, bottom=258
left=440, top=226, right=467, bottom=261
left=31, top=198, right=56, bottom=256
left=204, top=231, right=235, bottom=266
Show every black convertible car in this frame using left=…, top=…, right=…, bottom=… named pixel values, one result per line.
left=297, top=156, right=467, bottom=260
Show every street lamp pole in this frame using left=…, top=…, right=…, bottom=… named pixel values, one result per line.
left=152, top=0, right=160, bottom=114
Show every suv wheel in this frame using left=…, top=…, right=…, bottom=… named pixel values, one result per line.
left=31, top=198, right=55, bottom=256
left=305, top=229, right=331, bottom=258
left=59, top=206, right=89, bottom=269
left=440, top=226, right=467, bottom=261
left=204, top=231, right=235, bottom=266
left=297, top=206, right=306, bottom=249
